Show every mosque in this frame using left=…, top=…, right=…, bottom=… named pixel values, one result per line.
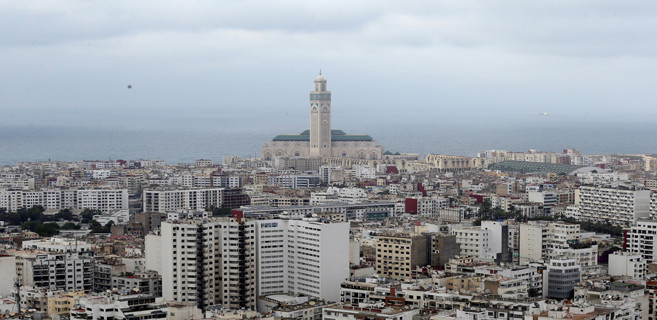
left=261, top=73, right=384, bottom=161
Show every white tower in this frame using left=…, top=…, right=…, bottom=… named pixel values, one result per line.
left=309, top=71, right=331, bottom=157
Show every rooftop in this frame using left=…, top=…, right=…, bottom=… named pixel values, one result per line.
left=488, top=160, right=585, bottom=175
left=273, top=130, right=374, bottom=142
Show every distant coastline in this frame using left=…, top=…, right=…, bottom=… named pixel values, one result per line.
left=2, top=117, right=656, bottom=166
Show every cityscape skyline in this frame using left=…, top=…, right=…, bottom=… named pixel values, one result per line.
left=2, top=1, right=657, bottom=319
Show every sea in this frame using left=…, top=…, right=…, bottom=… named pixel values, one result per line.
left=2, top=111, right=657, bottom=166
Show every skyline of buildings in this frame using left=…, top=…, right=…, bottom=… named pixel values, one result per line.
left=0, top=76, right=656, bottom=320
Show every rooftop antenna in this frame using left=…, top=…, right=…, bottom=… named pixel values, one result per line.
left=319, top=69, right=322, bottom=76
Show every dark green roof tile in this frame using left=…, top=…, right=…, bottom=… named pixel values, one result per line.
left=272, top=129, right=373, bottom=142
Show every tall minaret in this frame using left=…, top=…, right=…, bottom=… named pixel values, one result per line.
left=309, top=71, right=331, bottom=157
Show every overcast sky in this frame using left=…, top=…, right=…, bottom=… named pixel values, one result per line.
left=1, top=0, right=656, bottom=128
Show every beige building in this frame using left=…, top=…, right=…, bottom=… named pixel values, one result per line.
left=47, top=291, right=85, bottom=319
left=375, top=234, right=429, bottom=281
left=446, top=276, right=482, bottom=293
left=425, top=154, right=488, bottom=172
left=262, top=73, right=383, bottom=160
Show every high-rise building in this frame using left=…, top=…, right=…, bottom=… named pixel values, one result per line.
left=608, top=251, right=645, bottom=279
left=375, top=234, right=430, bottom=281
left=545, top=259, right=580, bottom=299
left=145, top=218, right=257, bottom=311
left=254, top=219, right=349, bottom=301
left=627, top=219, right=657, bottom=267
left=519, top=222, right=582, bottom=264
left=146, top=217, right=349, bottom=310
left=15, top=252, right=94, bottom=293
left=578, top=185, right=650, bottom=225
left=142, top=187, right=249, bottom=213
left=0, top=189, right=128, bottom=213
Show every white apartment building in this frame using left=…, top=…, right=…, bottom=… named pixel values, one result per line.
left=439, top=207, right=465, bottom=222
left=627, top=219, right=657, bottom=266
left=481, top=221, right=514, bottom=261
left=134, top=159, right=166, bottom=168
left=564, top=205, right=581, bottom=219
left=311, top=188, right=369, bottom=205
left=451, top=223, right=513, bottom=261
left=255, top=219, right=349, bottom=301
left=22, top=238, right=94, bottom=254
left=474, top=265, right=543, bottom=295
left=93, top=209, right=130, bottom=225
left=146, top=219, right=258, bottom=311
left=192, top=176, right=211, bottom=188
left=515, top=202, right=544, bottom=218
left=15, top=252, right=94, bottom=293
left=329, top=187, right=368, bottom=204
left=323, top=305, right=418, bottom=320
left=212, top=175, right=243, bottom=188
left=0, top=174, right=35, bottom=189
left=268, top=175, right=321, bottom=188
left=238, top=202, right=395, bottom=221
left=353, top=166, right=376, bottom=180
left=77, top=189, right=128, bottom=213
left=578, top=171, right=629, bottom=185
left=544, top=222, right=581, bottom=253
left=142, top=188, right=224, bottom=213
left=550, top=244, right=598, bottom=274
left=578, top=185, right=650, bottom=225
left=146, top=217, right=349, bottom=310
left=519, top=223, right=548, bottom=264
left=195, top=159, right=213, bottom=167
left=0, top=189, right=128, bottom=213
left=451, top=227, right=491, bottom=259
left=85, top=169, right=112, bottom=180
left=650, top=191, right=657, bottom=219
left=528, top=191, right=557, bottom=215
left=608, top=252, right=645, bottom=279
left=70, top=295, right=168, bottom=320
left=519, top=222, right=582, bottom=265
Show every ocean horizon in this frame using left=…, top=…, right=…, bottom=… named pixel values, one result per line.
left=2, top=111, right=656, bottom=166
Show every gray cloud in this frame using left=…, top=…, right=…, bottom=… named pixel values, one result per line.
left=1, top=0, right=656, bottom=127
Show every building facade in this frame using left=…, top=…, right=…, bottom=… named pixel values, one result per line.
left=0, top=189, right=128, bottom=213
left=254, top=219, right=349, bottom=301
left=578, top=185, right=650, bottom=225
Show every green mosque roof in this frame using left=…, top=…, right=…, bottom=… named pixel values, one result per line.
left=273, top=129, right=373, bottom=142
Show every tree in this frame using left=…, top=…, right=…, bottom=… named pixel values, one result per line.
left=61, top=222, right=81, bottom=230
left=21, top=221, right=39, bottom=232
left=89, top=220, right=103, bottom=233
left=34, top=223, right=60, bottom=237
left=90, top=220, right=114, bottom=233
left=527, top=288, right=540, bottom=298
left=81, top=209, right=101, bottom=224
left=479, top=199, right=492, bottom=218
left=55, top=209, right=73, bottom=221
left=6, top=212, right=22, bottom=226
